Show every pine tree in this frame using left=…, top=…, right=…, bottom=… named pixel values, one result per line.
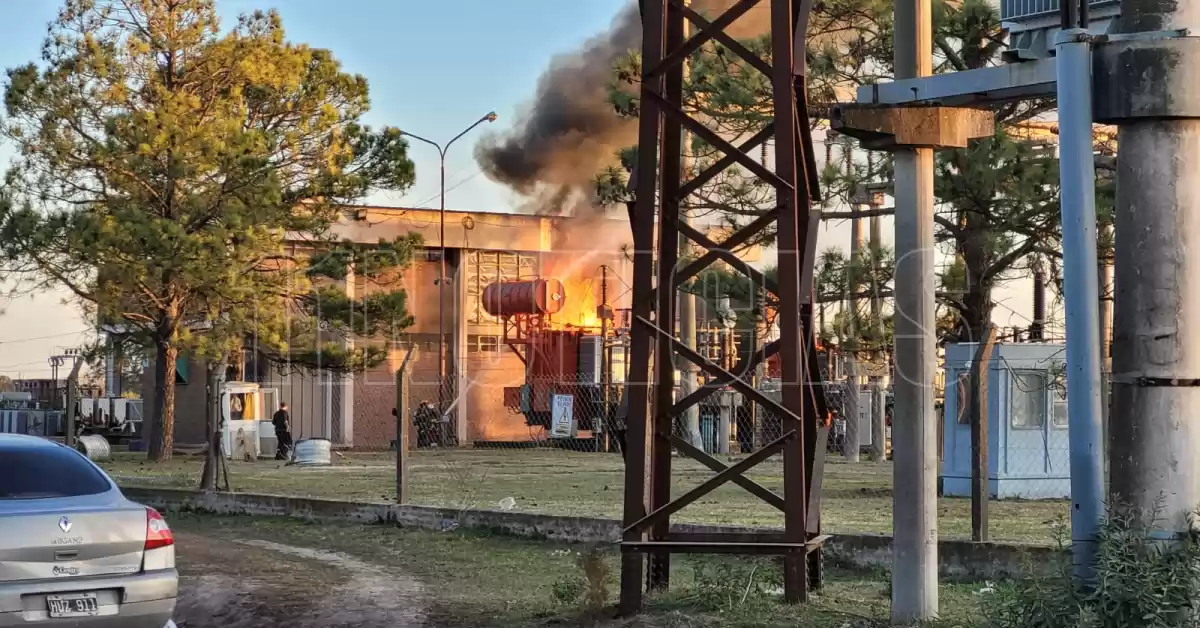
left=0, top=0, right=418, bottom=460
left=598, top=0, right=1093, bottom=350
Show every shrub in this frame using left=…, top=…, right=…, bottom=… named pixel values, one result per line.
left=984, top=505, right=1200, bottom=628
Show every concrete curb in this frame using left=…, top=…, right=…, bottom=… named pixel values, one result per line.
left=122, top=486, right=1056, bottom=580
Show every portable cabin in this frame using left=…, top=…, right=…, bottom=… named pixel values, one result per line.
left=941, top=341, right=1069, bottom=499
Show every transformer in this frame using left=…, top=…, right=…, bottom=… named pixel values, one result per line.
left=482, top=278, right=566, bottom=317
left=485, top=277, right=619, bottom=439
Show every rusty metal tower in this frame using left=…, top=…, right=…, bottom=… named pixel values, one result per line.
left=620, top=0, right=829, bottom=612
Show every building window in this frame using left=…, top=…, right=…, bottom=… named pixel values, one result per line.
left=477, top=336, right=500, bottom=353
left=1051, top=384, right=1068, bottom=429
left=1010, top=370, right=1047, bottom=429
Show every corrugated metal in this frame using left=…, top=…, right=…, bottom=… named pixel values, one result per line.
left=294, top=438, right=332, bottom=466
left=77, top=434, right=112, bottom=461
left=1001, top=0, right=1116, bottom=22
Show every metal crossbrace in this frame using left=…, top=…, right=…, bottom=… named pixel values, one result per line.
left=636, top=315, right=801, bottom=420
left=619, top=0, right=825, bottom=613
left=635, top=207, right=779, bottom=312
left=647, top=0, right=765, bottom=80
left=624, top=428, right=797, bottom=534
left=676, top=219, right=779, bottom=295
left=646, top=90, right=794, bottom=190
left=671, top=436, right=787, bottom=511
left=672, top=338, right=781, bottom=414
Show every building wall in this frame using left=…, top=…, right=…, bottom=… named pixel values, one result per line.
left=139, top=209, right=649, bottom=449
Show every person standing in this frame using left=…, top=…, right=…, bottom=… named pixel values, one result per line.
left=272, top=402, right=293, bottom=460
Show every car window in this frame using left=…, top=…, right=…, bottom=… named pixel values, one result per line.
left=0, top=446, right=112, bottom=499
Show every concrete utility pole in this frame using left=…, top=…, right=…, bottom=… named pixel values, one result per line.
left=843, top=195, right=863, bottom=463
left=677, top=0, right=703, bottom=449
left=1053, top=20, right=1106, bottom=576
left=1101, top=0, right=1200, bottom=540
left=891, top=0, right=938, bottom=617
left=1099, top=251, right=1113, bottom=489
left=869, top=210, right=886, bottom=462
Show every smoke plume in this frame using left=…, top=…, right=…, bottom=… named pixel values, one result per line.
left=475, top=3, right=641, bottom=216
left=474, top=1, right=768, bottom=216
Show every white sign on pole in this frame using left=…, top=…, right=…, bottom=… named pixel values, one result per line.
left=858, top=389, right=874, bottom=448
left=550, top=394, right=575, bottom=439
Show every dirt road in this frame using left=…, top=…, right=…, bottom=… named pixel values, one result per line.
left=173, top=530, right=427, bottom=628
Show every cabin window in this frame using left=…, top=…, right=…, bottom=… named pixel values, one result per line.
left=1010, top=370, right=1047, bottom=430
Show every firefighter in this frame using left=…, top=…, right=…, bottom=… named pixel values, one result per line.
left=613, top=388, right=629, bottom=461
left=414, top=401, right=440, bottom=448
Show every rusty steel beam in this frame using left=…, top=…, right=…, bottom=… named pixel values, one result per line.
left=676, top=219, right=779, bottom=295
left=648, top=90, right=793, bottom=190
left=620, top=0, right=823, bottom=614
left=618, top=0, right=667, bottom=613
left=622, top=540, right=824, bottom=555
left=773, top=0, right=813, bottom=604
left=645, top=0, right=687, bottom=591
left=648, top=0, right=763, bottom=80
left=670, top=338, right=780, bottom=416
left=670, top=435, right=787, bottom=511
left=637, top=206, right=779, bottom=313
left=625, top=430, right=796, bottom=534
left=680, top=126, right=775, bottom=198
left=637, top=315, right=798, bottom=420
left=675, top=1, right=773, bottom=78
left=667, top=531, right=786, bottom=543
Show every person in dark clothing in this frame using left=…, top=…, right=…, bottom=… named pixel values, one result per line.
left=414, top=401, right=439, bottom=448
left=613, top=388, right=629, bottom=461
left=272, top=402, right=293, bottom=460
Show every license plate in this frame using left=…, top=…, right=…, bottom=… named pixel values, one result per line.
left=46, top=593, right=100, bottom=618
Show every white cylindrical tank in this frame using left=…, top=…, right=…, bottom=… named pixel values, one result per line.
left=293, top=438, right=332, bottom=466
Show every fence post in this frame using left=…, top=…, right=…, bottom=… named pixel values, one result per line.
left=969, top=325, right=998, bottom=542
left=396, top=347, right=417, bottom=504
left=64, top=359, right=83, bottom=447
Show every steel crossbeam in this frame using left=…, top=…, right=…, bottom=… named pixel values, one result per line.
left=619, top=0, right=827, bottom=613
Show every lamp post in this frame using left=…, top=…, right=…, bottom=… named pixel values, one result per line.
left=400, top=111, right=497, bottom=435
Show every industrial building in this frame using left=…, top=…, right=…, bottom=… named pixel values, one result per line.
left=144, top=205, right=761, bottom=450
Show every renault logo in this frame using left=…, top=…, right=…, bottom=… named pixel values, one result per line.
left=58, top=516, right=72, bottom=533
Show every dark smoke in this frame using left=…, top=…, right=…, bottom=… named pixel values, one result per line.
left=475, top=1, right=768, bottom=216
left=475, top=3, right=641, bottom=216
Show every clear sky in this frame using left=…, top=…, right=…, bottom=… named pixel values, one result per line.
left=0, top=0, right=626, bottom=377
left=0, top=0, right=1051, bottom=378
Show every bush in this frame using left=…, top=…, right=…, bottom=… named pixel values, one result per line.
left=984, top=506, right=1200, bottom=628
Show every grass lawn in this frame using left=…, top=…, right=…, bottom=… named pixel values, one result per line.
left=103, top=448, right=1067, bottom=544
left=171, top=512, right=995, bottom=627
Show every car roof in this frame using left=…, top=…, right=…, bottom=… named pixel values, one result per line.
left=0, top=434, right=65, bottom=451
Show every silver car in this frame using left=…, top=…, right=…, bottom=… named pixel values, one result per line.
left=0, top=434, right=177, bottom=627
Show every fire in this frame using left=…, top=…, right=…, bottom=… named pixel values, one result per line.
left=540, top=214, right=630, bottom=331
left=555, top=275, right=603, bottom=330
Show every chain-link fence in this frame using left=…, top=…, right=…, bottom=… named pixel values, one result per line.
left=100, top=341, right=1078, bottom=544
left=938, top=344, right=1075, bottom=540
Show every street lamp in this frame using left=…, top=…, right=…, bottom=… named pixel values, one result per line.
left=400, top=111, right=498, bottom=435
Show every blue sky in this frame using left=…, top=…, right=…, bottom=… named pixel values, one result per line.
left=0, top=0, right=627, bottom=376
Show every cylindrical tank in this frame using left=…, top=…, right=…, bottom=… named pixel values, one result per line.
left=293, top=438, right=332, bottom=466
left=482, top=279, right=566, bottom=317
left=76, top=434, right=112, bottom=461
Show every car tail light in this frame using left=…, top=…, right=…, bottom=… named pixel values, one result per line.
left=144, top=508, right=174, bottom=551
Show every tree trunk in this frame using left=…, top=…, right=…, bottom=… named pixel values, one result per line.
left=148, top=340, right=178, bottom=462
left=199, top=357, right=229, bottom=491
left=961, top=283, right=993, bottom=346
left=958, top=218, right=994, bottom=345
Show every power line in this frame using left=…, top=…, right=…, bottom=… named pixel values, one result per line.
left=399, top=169, right=486, bottom=212
left=0, top=329, right=92, bottom=345
left=410, top=170, right=486, bottom=209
